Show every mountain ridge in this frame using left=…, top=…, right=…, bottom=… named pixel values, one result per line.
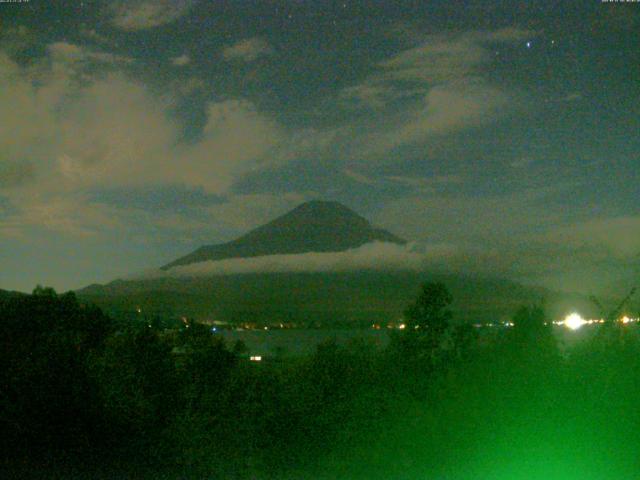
left=162, top=200, right=406, bottom=270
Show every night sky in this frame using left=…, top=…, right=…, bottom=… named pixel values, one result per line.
left=0, top=0, right=638, bottom=293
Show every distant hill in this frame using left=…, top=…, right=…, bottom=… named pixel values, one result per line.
left=163, top=200, right=405, bottom=270
left=76, top=271, right=575, bottom=326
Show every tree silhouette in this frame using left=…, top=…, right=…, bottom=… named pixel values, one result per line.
left=509, top=304, right=557, bottom=359
left=404, top=281, right=453, bottom=336
left=392, top=281, right=454, bottom=369
left=512, top=304, right=547, bottom=338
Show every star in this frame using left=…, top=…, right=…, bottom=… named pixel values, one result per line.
left=526, top=41, right=532, bottom=48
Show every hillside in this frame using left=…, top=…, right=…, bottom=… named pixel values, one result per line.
left=76, top=271, right=578, bottom=326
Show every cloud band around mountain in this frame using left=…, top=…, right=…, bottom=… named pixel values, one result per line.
left=138, top=241, right=457, bottom=278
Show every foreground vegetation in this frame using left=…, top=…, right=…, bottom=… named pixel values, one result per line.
left=1, top=285, right=639, bottom=479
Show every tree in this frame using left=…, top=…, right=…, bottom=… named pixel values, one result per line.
left=32, top=284, right=57, bottom=297
left=509, top=304, right=556, bottom=358
left=512, top=304, right=547, bottom=338
left=404, top=281, right=453, bottom=336
left=391, top=282, right=454, bottom=369
left=0, top=288, right=113, bottom=459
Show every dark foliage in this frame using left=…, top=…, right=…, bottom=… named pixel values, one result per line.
left=2, top=284, right=639, bottom=479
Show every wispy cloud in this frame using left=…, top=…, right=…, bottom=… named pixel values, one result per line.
left=170, top=53, right=190, bottom=66
left=222, top=38, right=273, bottom=62
left=385, top=174, right=463, bottom=189
left=343, top=169, right=462, bottom=192
left=560, top=92, right=582, bottom=102
left=48, top=42, right=135, bottom=65
left=343, top=28, right=533, bottom=107
left=342, top=169, right=379, bottom=186
left=370, top=80, right=508, bottom=153
left=109, top=0, right=196, bottom=31
left=338, top=28, right=535, bottom=156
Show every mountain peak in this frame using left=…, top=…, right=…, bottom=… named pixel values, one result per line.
left=290, top=200, right=358, bottom=213
left=162, top=200, right=405, bottom=270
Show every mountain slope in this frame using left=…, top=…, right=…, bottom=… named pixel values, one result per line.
left=163, top=200, right=405, bottom=269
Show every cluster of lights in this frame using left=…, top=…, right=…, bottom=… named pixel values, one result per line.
left=375, top=313, right=640, bottom=332
left=371, top=322, right=415, bottom=330
left=555, top=313, right=639, bottom=331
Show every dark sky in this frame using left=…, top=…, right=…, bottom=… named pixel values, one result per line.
left=0, top=0, right=638, bottom=293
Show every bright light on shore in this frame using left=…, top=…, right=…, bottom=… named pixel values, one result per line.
left=564, top=313, right=587, bottom=330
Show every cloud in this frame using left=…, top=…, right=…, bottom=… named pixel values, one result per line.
left=343, top=169, right=379, bottom=186
left=368, top=187, right=640, bottom=292
left=176, top=99, right=283, bottom=192
left=80, top=28, right=110, bottom=45
left=0, top=25, right=36, bottom=56
left=136, top=233, right=626, bottom=296
left=0, top=43, right=290, bottom=239
left=545, top=217, right=640, bottom=259
left=560, top=92, right=582, bottom=102
left=10, top=195, right=123, bottom=238
left=386, top=174, right=463, bottom=189
left=0, top=195, right=16, bottom=217
left=372, top=80, right=508, bottom=153
left=222, top=38, right=273, bottom=62
left=342, top=169, right=461, bottom=192
left=0, top=159, right=35, bottom=188
left=337, top=28, right=535, bottom=156
left=171, top=53, right=190, bottom=66
left=344, top=28, right=533, bottom=108
left=142, top=241, right=456, bottom=278
left=90, top=184, right=224, bottom=214
left=339, top=84, right=406, bottom=110
left=48, top=42, right=134, bottom=65
left=0, top=195, right=21, bottom=238
left=0, top=49, right=280, bottom=191
left=53, top=74, right=178, bottom=188
left=373, top=185, right=576, bottom=244
left=379, top=35, right=487, bottom=83
left=109, top=0, right=196, bottom=31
